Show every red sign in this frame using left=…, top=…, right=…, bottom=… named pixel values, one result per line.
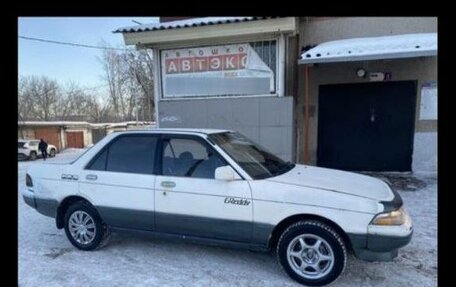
left=165, top=53, right=247, bottom=74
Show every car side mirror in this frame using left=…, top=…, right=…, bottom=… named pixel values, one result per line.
left=215, top=165, right=237, bottom=181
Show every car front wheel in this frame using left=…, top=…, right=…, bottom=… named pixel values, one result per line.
left=64, top=201, right=110, bottom=250
left=49, top=148, right=56, bottom=157
left=277, top=220, right=347, bottom=286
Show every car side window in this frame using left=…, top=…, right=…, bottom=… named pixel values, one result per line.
left=87, top=135, right=157, bottom=174
left=162, top=138, right=225, bottom=179
left=88, top=149, right=108, bottom=171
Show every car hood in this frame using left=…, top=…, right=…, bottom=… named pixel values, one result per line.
left=266, top=164, right=394, bottom=201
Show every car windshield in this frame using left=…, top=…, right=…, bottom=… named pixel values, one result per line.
left=18, top=142, right=25, bottom=148
left=209, top=132, right=295, bottom=180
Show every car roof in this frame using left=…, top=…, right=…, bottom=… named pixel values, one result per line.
left=116, top=128, right=232, bottom=135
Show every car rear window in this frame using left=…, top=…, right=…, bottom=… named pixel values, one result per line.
left=87, top=135, right=158, bottom=174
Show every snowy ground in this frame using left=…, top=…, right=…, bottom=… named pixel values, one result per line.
left=18, top=150, right=437, bottom=287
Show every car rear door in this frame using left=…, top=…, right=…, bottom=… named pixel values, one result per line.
left=78, top=134, right=159, bottom=231
left=154, top=134, right=253, bottom=243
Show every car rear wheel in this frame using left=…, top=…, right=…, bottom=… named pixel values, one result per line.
left=64, top=201, right=110, bottom=251
left=277, top=220, right=347, bottom=286
left=29, top=151, right=37, bottom=161
left=49, top=148, right=56, bottom=157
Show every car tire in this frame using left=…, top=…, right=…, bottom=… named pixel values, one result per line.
left=29, top=151, right=37, bottom=161
left=64, top=201, right=110, bottom=251
left=49, top=148, right=56, bottom=157
left=277, top=220, right=347, bottom=286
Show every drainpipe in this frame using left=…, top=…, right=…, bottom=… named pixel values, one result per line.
left=304, top=65, right=310, bottom=164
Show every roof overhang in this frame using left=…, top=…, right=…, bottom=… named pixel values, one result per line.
left=18, top=121, right=91, bottom=127
left=118, top=17, right=297, bottom=47
left=18, top=121, right=155, bottom=128
left=298, top=33, right=437, bottom=65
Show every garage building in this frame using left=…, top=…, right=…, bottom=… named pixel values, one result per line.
left=115, top=17, right=437, bottom=173
left=18, top=121, right=155, bottom=150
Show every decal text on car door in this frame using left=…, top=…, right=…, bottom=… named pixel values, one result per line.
left=224, top=197, right=250, bottom=206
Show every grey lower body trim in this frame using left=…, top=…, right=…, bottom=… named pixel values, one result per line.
left=155, top=212, right=254, bottom=243
left=111, top=227, right=269, bottom=252
left=94, top=206, right=274, bottom=248
left=252, top=223, right=275, bottom=246
left=23, top=196, right=36, bottom=209
left=24, top=196, right=59, bottom=218
left=348, top=232, right=413, bottom=262
left=97, top=206, right=155, bottom=231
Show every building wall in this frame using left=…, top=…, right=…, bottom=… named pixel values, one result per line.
left=295, top=17, right=437, bottom=172
left=153, top=30, right=297, bottom=161
left=159, top=97, right=294, bottom=161
left=300, top=17, right=437, bottom=46
left=18, top=127, right=35, bottom=139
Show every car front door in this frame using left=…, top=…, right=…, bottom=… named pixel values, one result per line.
left=155, top=134, right=253, bottom=243
left=78, top=134, right=158, bottom=231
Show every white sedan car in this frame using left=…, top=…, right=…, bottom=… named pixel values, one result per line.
left=18, top=139, right=57, bottom=160
left=21, top=129, right=412, bottom=286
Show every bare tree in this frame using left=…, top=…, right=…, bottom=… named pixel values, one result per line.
left=18, top=44, right=155, bottom=124
left=85, top=93, right=112, bottom=123
left=19, top=75, right=59, bottom=121
left=19, top=76, right=112, bottom=123
left=99, top=45, right=134, bottom=122
left=54, top=81, right=86, bottom=120
left=123, top=49, right=155, bottom=122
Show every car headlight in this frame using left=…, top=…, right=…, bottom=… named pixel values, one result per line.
left=371, top=206, right=408, bottom=226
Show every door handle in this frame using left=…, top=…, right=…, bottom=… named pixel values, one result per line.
left=161, top=181, right=176, bottom=188
left=86, top=174, right=98, bottom=181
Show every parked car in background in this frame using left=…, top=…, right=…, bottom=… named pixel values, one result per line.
left=18, top=139, right=57, bottom=160
left=21, top=129, right=412, bottom=286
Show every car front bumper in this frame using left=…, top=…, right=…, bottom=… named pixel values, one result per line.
left=18, top=153, right=28, bottom=160
left=349, top=209, right=413, bottom=261
left=348, top=231, right=413, bottom=261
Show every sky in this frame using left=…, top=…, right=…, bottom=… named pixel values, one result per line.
left=18, top=17, right=159, bottom=91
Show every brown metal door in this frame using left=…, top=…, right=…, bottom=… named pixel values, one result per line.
left=35, top=127, right=61, bottom=150
left=66, top=131, right=84, bottom=148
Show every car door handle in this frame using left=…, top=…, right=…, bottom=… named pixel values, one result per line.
left=86, top=174, right=98, bottom=181
left=161, top=181, right=176, bottom=188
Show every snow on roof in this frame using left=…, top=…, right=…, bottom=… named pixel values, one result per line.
left=299, top=33, right=437, bottom=64
left=18, top=121, right=155, bottom=128
left=18, top=121, right=91, bottom=126
left=122, top=128, right=231, bottom=135
left=91, top=121, right=155, bottom=128
left=114, top=17, right=273, bottom=33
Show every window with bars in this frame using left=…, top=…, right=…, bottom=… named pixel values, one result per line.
left=160, top=39, right=278, bottom=98
left=249, top=40, right=277, bottom=90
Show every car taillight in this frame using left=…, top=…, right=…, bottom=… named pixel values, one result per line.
left=26, top=174, right=33, bottom=187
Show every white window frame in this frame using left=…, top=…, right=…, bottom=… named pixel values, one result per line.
left=154, top=35, right=286, bottom=102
